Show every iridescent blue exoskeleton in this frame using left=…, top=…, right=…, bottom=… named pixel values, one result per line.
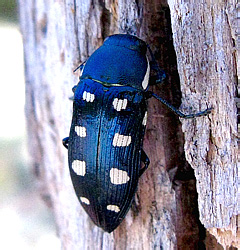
left=63, top=34, right=211, bottom=232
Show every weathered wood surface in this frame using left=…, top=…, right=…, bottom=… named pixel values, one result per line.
left=19, top=0, right=238, bottom=249
left=168, top=1, right=239, bottom=248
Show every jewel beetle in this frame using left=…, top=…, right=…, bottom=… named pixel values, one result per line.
left=63, top=34, right=211, bottom=233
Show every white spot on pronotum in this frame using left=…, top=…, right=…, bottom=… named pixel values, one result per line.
left=83, top=91, right=95, bottom=102
left=112, top=133, right=131, bottom=147
left=142, top=112, right=148, bottom=126
left=107, top=205, right=120, bottom=213
left=110, top=168, right=130, bottom=185
left=80, top=197, right=90, bottom=205
left=72, top=160, right=86, bottom=176
left=75, top=126, right=87, bottom=137
left=113, top=98, right=128, bottom=111
left=142, top=58, right=150, bottom=90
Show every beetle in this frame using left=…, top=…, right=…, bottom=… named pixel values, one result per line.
left=63, top=34, right=211, bottom=233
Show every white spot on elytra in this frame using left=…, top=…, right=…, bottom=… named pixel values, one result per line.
left=142, top=112, right=148, bottom=126
left=112, top=133, right=131, bottom=147
left=113, top=98, right=128, bottom=111
left=110, top=168, right=130, bottom=185
left=72, top=160, right=86, bottom=176
left=107, top=205, right=120, bottom=213
left=142, top=58, right=150, bottom=90
left=83, top=91, right=95, bottom=102
left=80, top=197, right=90, bottom=205
left=75, top=126, right=86, bottom=137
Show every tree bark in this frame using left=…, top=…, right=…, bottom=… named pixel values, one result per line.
left=168, top=1, right=238, bottom=248
left=19, top=0, right=238, bottom=249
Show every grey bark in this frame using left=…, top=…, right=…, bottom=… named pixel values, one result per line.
left=168, top=1, right=239, bottom=248
left=19, top=0, right=238, bottom=249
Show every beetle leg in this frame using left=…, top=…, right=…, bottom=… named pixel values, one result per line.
left=139, top=150, right=150, bottom=177
left=72, top=85, right=77, bottom=93
left=62, top=137, right=69, bottom=149
left=149, top=62, right=166, bottom=86
left=148, top=92, right=212, bottom=118
left=147, top=44, right=166, bottom=85
left=68, top=86, right=78, bottom=101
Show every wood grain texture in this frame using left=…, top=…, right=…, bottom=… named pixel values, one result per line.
left=19, top=0, right=238, bottom=248
left=168, top=0, right=238, bottom=248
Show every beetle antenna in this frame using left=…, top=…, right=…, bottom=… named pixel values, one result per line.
left=151, top=92, right=213, bottom=118
left=73, top=61, right=86, bottom=73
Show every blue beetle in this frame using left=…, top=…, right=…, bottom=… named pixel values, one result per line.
left=63, top=34, right=211, bottom=232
